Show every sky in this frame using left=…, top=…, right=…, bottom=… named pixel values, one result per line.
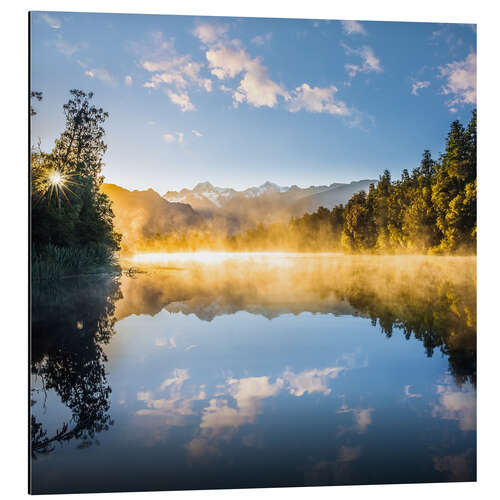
left=30, top=12, right=476, bottom=193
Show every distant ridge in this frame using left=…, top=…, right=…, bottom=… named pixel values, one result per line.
left=164, top=179, right=377, bottom=225
left=101, top=183, right=203, bottom=248
left=102, top=179, right=377, bottom=247
left=290, top=179, right=376, bottom=214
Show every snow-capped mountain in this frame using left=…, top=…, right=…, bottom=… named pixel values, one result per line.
left=164, top=181, right=291, bottom=209
left=164, top=180, right=374, bottom=214
left=102, top=179, right=377, bottom=248
left=163, top=179, right=376, bottom=232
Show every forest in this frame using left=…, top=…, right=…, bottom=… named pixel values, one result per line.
left=31, top=89, right=476, bottom=281
left=141, top=110, right=476, bottom=255
left=228, top=110, right=477, bottom=254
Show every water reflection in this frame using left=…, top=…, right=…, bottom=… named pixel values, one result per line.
left=30, top=255, right=476, bottom=493
left=117, top=255, right=476, bottom=385
left=31, top=276, right=122, bottom=457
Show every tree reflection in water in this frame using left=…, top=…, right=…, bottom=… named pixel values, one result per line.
left=30, top=255, right=476, bottom=461
left=116, top=255, right=476, bottom=386
left=30, top=276, right=122, bottom=457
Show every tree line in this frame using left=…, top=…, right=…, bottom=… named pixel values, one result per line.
left=230, top=110, right=476, bottom=254
left=31, top=89, right=476, bottom=259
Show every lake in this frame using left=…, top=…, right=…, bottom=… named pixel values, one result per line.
left=30, top=254, right=476, bottom=494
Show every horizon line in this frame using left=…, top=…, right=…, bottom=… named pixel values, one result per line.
left=104, top=177, right=379, bottom=195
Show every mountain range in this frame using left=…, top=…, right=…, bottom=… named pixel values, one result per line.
left=164, top=179, right=376, bottom=227
left=102, top=179, right=376, bottom=248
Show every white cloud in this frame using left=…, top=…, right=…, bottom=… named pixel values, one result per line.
left=228, top=376, right=282, bottom=411
left=137, top=391, right=153, bottom=401
left=206, top=45, right=251, bottom=79
left=433, top=384, right=476, bottom=431
left=155, top=337, right=176, bottom=348
left=135, top=369, right=206, bottom=427
left=289, top=83, right=349, bottom=115
left=341, top=20, right=366, bottom=36
left=206, top=44, right=289, bottom=108
left=251, top=33, right=272, bottom=46
left=282, top=366, right=344, bottom=397
left=143, top=55, right=211, bottom=94
left=192, top=129, right=203, bottom=137
left=342, top=43, right=382, bottom=78
left=197, top=366, right=345, bottom=438
left=166, top=89, right=196, bottom=112
left=198, top=376, right=283, bottom=438
left=39, top=12, right=61, bottom=29
left=238, top=64, right=289, bottom=108
left=438, top=52, right=476, bottom=109
left=193, top=22, right=228, bottom=45
left=199, top=398, right=253, bottom=433
left=53, top=38, right=79, bottom=56
left=141, top=31, right=212, bottom=111
left=84, top=67, right=116, bottom=86
left=124, top=75, right=133, bottom=86
left=194, top=24, right=357, bottom=122
left=163, top=131, right=185, bottom=143
left=404, top=385, right=422, bottom=398
left=160, top=368, right=189, bottom=391
left=411, top=80, right=431, bottom=96
left=353, top=408, right=373, bottom=433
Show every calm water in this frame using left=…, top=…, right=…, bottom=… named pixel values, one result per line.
left=30, top=254, right=476, bottom=494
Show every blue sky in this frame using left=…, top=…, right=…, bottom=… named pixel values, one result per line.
left=30, top=12, right=476, bottom=193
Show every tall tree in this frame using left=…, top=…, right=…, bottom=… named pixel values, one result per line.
left=31, top=90, right=121, bottom=252
left=432, top=112, right=476, bottom=252
left=341, top=190, right=377, bottom=251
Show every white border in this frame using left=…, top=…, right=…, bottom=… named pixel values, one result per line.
left=2, top=1, right=499, bottom=499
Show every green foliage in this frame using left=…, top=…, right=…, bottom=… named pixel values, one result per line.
left=431, top=111, right=477, bottom=252
left=32, top=244, right=118, bottom=281
left=31, top=90, right=121, bottom=278
left=228, top=204, right=346, bottom=252
left=220, top=111, right=476, bottom=255
left=339, top=110, right=477, bottom=254
left=30, top=91, right=43, bottom=116
left=341, top=190, right=377, bottom=251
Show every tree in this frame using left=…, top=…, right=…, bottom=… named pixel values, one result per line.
left=31, top=90, right=121, bottom=253
left=30, top=91, right=43, bottom=116
left=402, top=150, right=440, bottom=250
left=431, top=112, right=476, bottom=252
left=341, top=191, right=377, bottom=251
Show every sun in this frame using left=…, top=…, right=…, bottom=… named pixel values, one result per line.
left=37, top=169, right=79, bottom=209
left=48, top=170, right=63, bottom=186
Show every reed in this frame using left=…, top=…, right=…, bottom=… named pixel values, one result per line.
left=32, top=244, right=118, bottom=281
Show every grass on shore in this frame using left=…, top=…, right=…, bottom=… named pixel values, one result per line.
left=32, top=244, right=119, bottom=281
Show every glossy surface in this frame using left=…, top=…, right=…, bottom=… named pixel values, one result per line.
left=30, top=255, right=476, bottom=494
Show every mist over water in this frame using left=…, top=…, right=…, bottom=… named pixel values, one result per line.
left=31, top=254, right=476, bottom=493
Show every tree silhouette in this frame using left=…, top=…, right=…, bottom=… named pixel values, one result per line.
left=30, top=276, right=122, bottom=457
